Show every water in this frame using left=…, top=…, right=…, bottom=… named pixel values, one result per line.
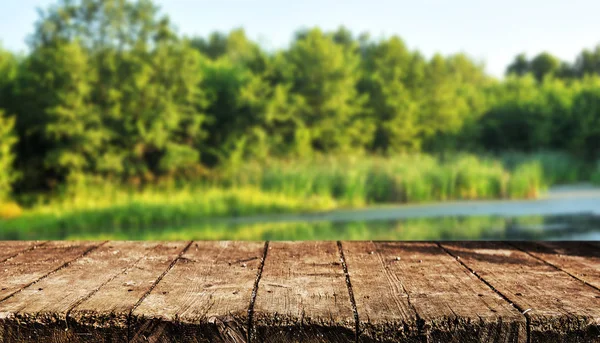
left=124, top=213, right=599, bottom=241
left=4, top=185, right=600, bottom=241
left=147, top=185, right=600, bottom=241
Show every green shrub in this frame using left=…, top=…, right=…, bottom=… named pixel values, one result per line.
left=0, top=110, right=18, bottom=200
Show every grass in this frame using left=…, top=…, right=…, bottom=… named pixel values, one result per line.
left=499, top=150, right=590, bottom=185
left=225, top=153, right=548, bottom=203
left=1, top=186, right=337, bottom=240
left=1, top=152, right=596, bottom=240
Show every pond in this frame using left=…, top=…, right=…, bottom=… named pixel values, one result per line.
left=3, top=185, right=600, bottom=241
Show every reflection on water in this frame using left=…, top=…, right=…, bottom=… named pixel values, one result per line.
left=3, top=185, right=600, bottom=240
left=50, top=212, right=600, bottom=241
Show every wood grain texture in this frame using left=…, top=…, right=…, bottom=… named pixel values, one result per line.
left=512, top=241, right=600, bottom=291
left=0, top=241, right=44, bottom=263
left=340, top=241, right=419, bottom=342
left=343, top=242, right=525, bottom=342
left=252, top=241, right=355, bottom=343
left=67, top=241, right=190, bottom=342
left=440, top=242, right=600, bottom=343
left=0, top=241, right=101, bottom=301
left=0, top=241, right=159, bottom=343
left=0, top=241, right=599, bottom=342
left=130, top=241, right=266, bottom=343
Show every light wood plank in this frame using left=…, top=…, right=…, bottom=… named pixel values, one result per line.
left=66, top=241, right=190, bottom=342
left=343, top=241, right=526, bottom=342
left=252, top=241, right=355, bottom=343
left=0, top=241, right=101, bottom=301
left=441, top=242, right=600, bottom=343
left=0, top=241, right=161, bottom=342
left=341, top=241, right=419, bottom=342
left=130, top=241, right=265, bottom=343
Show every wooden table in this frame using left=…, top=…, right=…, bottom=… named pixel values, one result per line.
left=0, top=241, right=599, bottom=342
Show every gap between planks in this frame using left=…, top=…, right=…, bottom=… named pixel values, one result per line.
left=337, top=241, right=360, bottom=343
left=3, top=241, right=598, bottom=343
left=125, top=240, right=194, bottom=341
left=506, top=242, right=600, bottom=295
left=0, top=241, right=107, bottom=304
left=436, top=242, right=533, bottom=343
left=246, top=241, right=269, bottom=343
left=0, top=241, right=48, bottom=265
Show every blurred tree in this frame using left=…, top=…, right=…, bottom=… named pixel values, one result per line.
left=572, top=45, right=600, bottom=77
left=0, top=46, right=18, bottom=112
left=569, top=76, right=600, bottom=160
left=529, top=52, right=561, bottom=82
left=419, top=54, right=478, bottom=152
left=282, top=28, right=371, bottom=152
left=14, top=41, right=103, bottom=189
left=190, top=29, right=273, bottom=166
left=22, top=0, right=208, bottom=184
left=358, top=36, right=420, bottom=153
left=506, top=53, right=530, bottom=76
left=477, top=75, right=544, bottom=151
left=0, top=110, right=18, bottom=199
left=190, top=32, right=228, bottom=60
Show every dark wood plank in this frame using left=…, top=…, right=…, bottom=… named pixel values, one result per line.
left=512, top=242, right=600, bottom=291
left=441, top=242, right=600, bottom=343
left=0, top=241, right=44, bottom=263
left=130, top=241, right=265, bottom=343
left=252, top=241, right=355, bottom=343
left=0, top=241, right=163, bottom=343
left=65, top=241, right=190, bottom=342
left=0, top=241, right=101, bottom=301
left=343, top=242, right=525, bottom=342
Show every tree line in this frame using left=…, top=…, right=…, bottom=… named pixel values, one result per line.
left=1, top=0, right=600, bottom=198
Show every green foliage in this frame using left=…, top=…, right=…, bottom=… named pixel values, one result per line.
left=4, top=152, right=591, bottom=240
left=282, top=28, right=371, bottom=152
left=0, top=110, right=18, bottom=199
left=358, top=36, right=420, bottom=152
left=591, top=161, right=600, bottom=186
left=11, top=0, right=208, bottom=189
left=0, top=46, right=18, bottom=110
left=15, top=41, right=102, bottom=187
left=1, top=0, right=600, bottom=209
left=226, top=154, right=548, bottom=204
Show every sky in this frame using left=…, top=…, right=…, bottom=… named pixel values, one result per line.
left=1, top=0, right=599, bottom=78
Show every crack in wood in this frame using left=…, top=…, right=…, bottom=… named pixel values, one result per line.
left=0, top=241, right=47, bottom=265
left=246, top=241, right=269, bottom=343
left=64, top=253, right=148, bottom=332
left=437, top=242, right=532, bottom=343
left=0, top=241, right=107, bottom=304
left=337, top=241, right=360, bottom=343
left=507, top=242, right=600, bottom=295
left=126, top=240, right=193, bottom=342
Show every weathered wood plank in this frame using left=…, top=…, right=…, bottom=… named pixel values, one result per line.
left=342, top=242, right=525, bottom=342
left=0, top=241, right=101, bottom=301
left=440, top=242, right=600, bottom=343
left=340, top=241, right=419, bottom=342
left=130, top=241, right=265, bottom=343
left=0, top=241, right=44, bottom=263
left=252, top=241, right=355, bottom=343
left=65, top=241, right=190, bottom=342
left=0, top=241, right=161, bottom=342
left=512, top=242, right=600, bottom=291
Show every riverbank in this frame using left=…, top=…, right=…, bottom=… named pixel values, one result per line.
left=1, top=153, right=599, bottom=240
left=2, top=184, right=600, bottom=241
